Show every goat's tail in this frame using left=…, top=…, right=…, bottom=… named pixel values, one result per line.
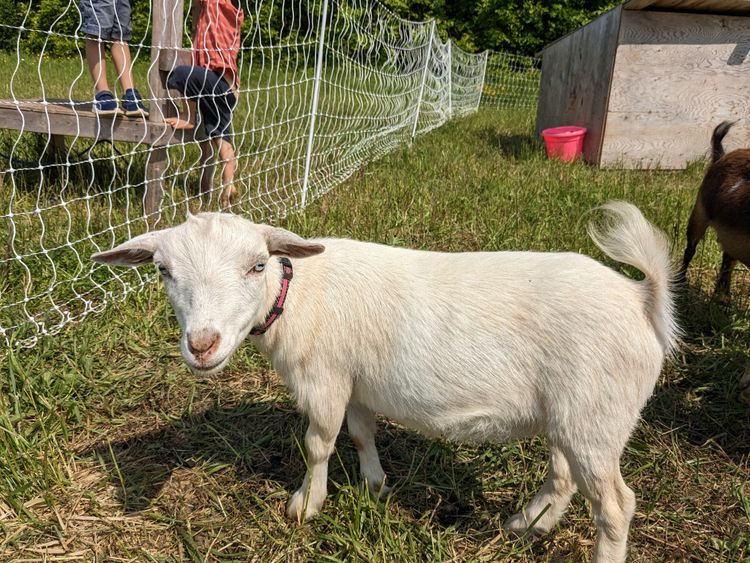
left=587, top=201, right=679, bottom=357
left=711, top=120, right=736, bottom=163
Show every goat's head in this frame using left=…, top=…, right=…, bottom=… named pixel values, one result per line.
left=91, top=213, right=324, bottom=375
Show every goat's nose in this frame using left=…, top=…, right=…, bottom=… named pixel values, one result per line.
left=187, top=328, right=221, bottom=361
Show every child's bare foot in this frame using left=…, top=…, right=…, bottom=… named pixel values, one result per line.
left=221, top=184, right=237, bottom=207
left=164, top=116, right=194, bottom=130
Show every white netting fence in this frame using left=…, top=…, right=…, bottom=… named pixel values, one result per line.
left=1, top=0, right=503, bottom=347
left=480, top=50, right=541, bottom=110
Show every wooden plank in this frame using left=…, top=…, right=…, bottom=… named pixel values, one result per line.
left=536, top=6, right=622, bottom=164
left=0, top=100, right=156, bottom=144
left=624, top=0, right=750, bottom=15
left=600, top=10, right=750, bottom=168
left=0, top=99, right=204, bottom=148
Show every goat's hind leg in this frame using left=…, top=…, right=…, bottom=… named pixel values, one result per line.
left=347, top=402, right=390, bottom=498
left=566, top=447, right=635, bottom=563
left=679, top=200, right=709, bottom=283
left=714, top=251, right=737, bottom=300
left=504, top=443, right=577, bottom=536
left=739, top=359, right=750, bottom=404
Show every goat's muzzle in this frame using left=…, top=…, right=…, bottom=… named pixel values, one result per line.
left=187, top=328, right=221, bottom=364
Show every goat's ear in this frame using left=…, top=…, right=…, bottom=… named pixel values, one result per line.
left=263, top=226, right=325, bottom=258
left=91, top=230, right=165, bottom=267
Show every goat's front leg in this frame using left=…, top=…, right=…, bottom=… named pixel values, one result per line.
left=287, top=383, right=348, bottom=522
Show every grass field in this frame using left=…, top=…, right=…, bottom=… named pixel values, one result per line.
left=1, top=107, right=749, bottom=561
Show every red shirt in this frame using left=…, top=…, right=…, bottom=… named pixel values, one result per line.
left=193, top=0, right=244, bottom=89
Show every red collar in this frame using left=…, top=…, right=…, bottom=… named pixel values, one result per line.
left=250, top=257, right=293, bottom=335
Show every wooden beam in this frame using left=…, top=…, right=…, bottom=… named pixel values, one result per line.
left=623, top=0, right=750, bottom=14
left=0, top=101, right=155, bottom=144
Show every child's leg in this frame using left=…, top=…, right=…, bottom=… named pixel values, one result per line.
left=165, top=66, right=200, bottom=128
left=111, top=41, right=135, bottom=92
left=165, top=99, right=198, bottom=130
left=85, top=37, right=111, bottom=94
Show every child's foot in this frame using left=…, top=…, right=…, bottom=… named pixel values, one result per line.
left=92, top=91, right=121, bottom=116
left=164, top=116, right=195, bottom=130
left=122, top=88, right=149, bottom=118
left=221, top=184, right=237, bottom=207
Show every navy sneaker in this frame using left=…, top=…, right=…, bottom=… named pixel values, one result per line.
left=122, top=88, right=149, bottom=118
left=92, top=90, right=120, bottom=116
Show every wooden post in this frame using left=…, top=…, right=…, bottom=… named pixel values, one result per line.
left=145, top=0, right=185, bottom=223
left=198, top=141, right=216, bottom=195
left=40, top=134, right=67, bottom=184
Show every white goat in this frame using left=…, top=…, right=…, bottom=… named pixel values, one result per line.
left=91, top=202, right=678, bottom=563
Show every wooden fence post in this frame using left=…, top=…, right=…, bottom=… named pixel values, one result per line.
left=145, top=0, right=184, bottom=223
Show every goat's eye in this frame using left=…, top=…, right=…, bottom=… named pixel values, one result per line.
left=158, top=264, right=171, bottom=278
left=252, top=262, right=266, bottom=273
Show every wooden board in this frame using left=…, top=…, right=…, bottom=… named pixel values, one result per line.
left=0, top=99, right=206, bottom=149
left=624, top=0, right=750, bottom=15
left=600, top=10, right=750, bottom=168
left=536, top=7, right=622, bottom=163
left=0, top=100, right=160, bottom=144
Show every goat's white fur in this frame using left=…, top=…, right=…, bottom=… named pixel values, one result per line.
left=91, top=201, right=678, bottom=563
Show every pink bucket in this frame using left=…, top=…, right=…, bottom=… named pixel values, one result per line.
left=541, top=126, right=587, bottom=161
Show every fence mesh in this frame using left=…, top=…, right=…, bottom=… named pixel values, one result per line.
left=480, top=50, right=540, bottom=110
left=0, top=0, right=498, bottom=347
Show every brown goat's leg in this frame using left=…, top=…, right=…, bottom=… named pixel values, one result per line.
left=739, top=359, right=750, bottom=404
left=714, top=252, right=737, bottom=300
left=679, top=201, right=709, bottom=283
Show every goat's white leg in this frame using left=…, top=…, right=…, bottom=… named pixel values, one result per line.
left=568, top=451, right=635, bottom=563
left=504, top=444, right=577, bottom=535
left=347, top=402, right=390, bottom=498
left=286, top=395, right=346, bottom=522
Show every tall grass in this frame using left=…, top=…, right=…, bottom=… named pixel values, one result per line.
left=0, top=108, right=748, bottom=561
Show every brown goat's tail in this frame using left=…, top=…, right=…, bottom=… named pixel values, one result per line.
left=711, top=121, right=736, bottom=164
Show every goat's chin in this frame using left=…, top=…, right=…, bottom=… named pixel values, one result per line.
left=185, top=354, right=232, bottom=377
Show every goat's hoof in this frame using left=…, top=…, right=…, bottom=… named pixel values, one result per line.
left=286, top=489, right=322, bottom=523
left=503, top=512, right=548, bottom=537
left=365, top=478, right=392, bottom=500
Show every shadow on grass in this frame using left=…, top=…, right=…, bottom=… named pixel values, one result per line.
left=82, top=400, right=501, bottom=530
left=644, top=278, right=750, bottom=460
left=475, top=126, right=541, bottom=160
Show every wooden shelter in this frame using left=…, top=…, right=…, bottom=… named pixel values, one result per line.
left=536, top=0, right=750, bottom=168
left=0, top=0, right=208, bottom=219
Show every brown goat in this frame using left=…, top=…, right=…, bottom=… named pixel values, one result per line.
left=679, top=121, right=750, bottom=296
left=681, top=121, right=750, bottom=404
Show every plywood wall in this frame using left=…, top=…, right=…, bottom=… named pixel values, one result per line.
left=535, top=7, right=622, bottom=163
left=600, top=10, right=750, bottom=168
left=623, top=0, right=750, bottom=15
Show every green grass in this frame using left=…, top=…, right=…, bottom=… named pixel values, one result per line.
left=0, top=108, right=749, bottom=561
